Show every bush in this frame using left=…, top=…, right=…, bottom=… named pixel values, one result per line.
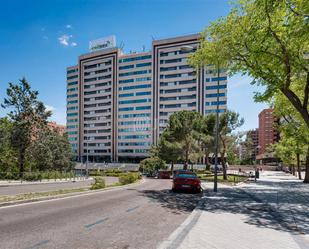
left=119, top=173, right=140, bottom=185
left=90, top=177, right=106, bottom=190
left=139, top=156, right=166, bottom=175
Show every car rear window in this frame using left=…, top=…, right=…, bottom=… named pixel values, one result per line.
left=175, top=174, right=197, bottom=179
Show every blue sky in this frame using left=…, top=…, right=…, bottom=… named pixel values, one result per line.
left=0, top=0, right=268, bottom=131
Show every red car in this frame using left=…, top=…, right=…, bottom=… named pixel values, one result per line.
left=172, top=172, right=202, bottom=193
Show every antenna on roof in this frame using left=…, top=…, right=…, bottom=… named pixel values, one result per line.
left=151, top=35, right=155, bottom=41
left=119, top=41, right=125, bottom=50
left=142, top=45, right=145, bottom=52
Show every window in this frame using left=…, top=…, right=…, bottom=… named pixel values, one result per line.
left=68, top=81, right=78, bottom=86
left=136, top=91, right=151, bottom=96
left=211, top=76, right=227, bottom=82
left=136, top=106, right=151, bottom=110
left=118, top=113, right=151, bottom=118
left=136, top=77, right=151, bottom=82
left=205, top=101, right=227, bottom=106
left=136, top=62, right=151, bottom=67
left=119, top=99, right=150, bottom=105
left=119, top=79, right=134, bottom=84
left=119, top=107, right=134, bottom=112
left=206, top=85, right=227, bottom=90
left=67, top=68, right=78, bottom=74
left=67, top=75, right=78, bottom=80
left=119, top=93, right=134, bottom=98
left=119, top=84, right=151, bottom=91
left=119, top=65, right=134, bottom=70
left=67, top=100, right=78, bottom=104
left=119, top=70, right=149, bottom=77
left=119, top=55, right=151, bottom=63
left=67, top=94, right=78, bottom=98
left=206, top=93, right=225, bottom=98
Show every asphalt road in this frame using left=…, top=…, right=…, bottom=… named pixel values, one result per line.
left=0, top=177, right=118, bottom=196
left=0, top=179, right=202, bottom=249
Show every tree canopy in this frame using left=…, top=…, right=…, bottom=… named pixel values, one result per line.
left=189, top=0, right=309, bottom=128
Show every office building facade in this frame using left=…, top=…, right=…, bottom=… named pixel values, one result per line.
left=66, top=34, right=228, bottom=162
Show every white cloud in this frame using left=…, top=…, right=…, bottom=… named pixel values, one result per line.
left=47, top=106, right=66, bottom=125
left=66, top=24, right=72, bottom=29
left=58, top=34, right=77, bottom=47
left=42, top=35, right=49, bottom=40
left=58, top=34, right=71, bottom=46
left=45, top=105, right=56, bottom=112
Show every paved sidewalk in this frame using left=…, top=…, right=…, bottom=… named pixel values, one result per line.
left=159, top=171, right=309, bottom=249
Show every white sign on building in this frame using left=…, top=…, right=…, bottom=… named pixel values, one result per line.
left=89, top=35, right=116, bottom=52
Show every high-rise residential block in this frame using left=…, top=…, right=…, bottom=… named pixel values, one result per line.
left=66, top=34, right=228, bottom=162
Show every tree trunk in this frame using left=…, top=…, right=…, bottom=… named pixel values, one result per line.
left=304, top=147, right=309, bottom=183
left=292, top=165, right=295, bottom=176
left=221, top=151, right=227, bottom=180
left=205, top=152, right=210, bottom=171
left=297, top=153, right=302, bottom=180
left=19, top=149, right=25, bottom=179
left=183, top=162, right=188, bottom=170
left=191, top=163, right=194, bottom=171
left=171, top=161, right=174, bottom=174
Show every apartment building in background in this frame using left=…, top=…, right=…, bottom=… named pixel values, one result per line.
left=256, top=108, right=279, bottom=163
left=66, top=34, right=228, bottom=162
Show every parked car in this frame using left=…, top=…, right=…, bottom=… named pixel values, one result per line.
left=158, top=170, right=171, bottom=179
left=172, top=171, right=202, bottom=193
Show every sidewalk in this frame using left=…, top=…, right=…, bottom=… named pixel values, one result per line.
left=159, top=171, right=309, bottom=249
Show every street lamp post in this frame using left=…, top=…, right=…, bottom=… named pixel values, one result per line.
left=213, top=64, right=220, bottom=192
left=85, top=136, right=89, bottom=178
left=180, top=45, right=220, bottom=192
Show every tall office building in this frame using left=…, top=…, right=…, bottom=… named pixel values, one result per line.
left=66, top=34, right=228, bottom=162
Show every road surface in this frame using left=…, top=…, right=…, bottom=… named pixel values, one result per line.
left=0, top=179, right=202, bottom=249
left=0, top=177, right=118, bottom=196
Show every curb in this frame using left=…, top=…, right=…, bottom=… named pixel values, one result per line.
left=0, top=178, right=145, bottom=208
left=157, top=184, right=207, bottom=249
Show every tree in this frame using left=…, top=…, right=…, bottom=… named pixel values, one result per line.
left=27, top=128, right=74, bottom=172
left=0, top=118, right=18, bottom=175
left=139, top=156, right=166, bottom=175
left=167, top=111, right=203, bottom=170
left=198, top=114, right=216, bottom=169
left=273, top=91, right=309, bottom=182
left=1, top=78, right=51, bottom=177
left=189, top=0, right=309, bottom=129
left=218, top=110, right=244, bottom=180
left=156, top=129, right=183, bottom=173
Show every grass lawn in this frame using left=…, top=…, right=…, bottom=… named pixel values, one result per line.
left=198, top=174, right=248, bottom=185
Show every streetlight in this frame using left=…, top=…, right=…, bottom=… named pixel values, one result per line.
left=85, top=135, right=89, bottom=178
left=180, top=45, right=219, bottom=192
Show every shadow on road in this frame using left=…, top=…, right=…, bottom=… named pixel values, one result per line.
left=139, top=189, right=202, bottom=215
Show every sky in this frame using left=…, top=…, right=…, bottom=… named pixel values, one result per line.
left=0, top=0, right=268, bottom=131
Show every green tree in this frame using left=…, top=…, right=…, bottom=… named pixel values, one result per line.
left=27, top=128, right=74, bottom=172
left=198, top=114, right=216, bottom=169
left=189, top=0, right=309, bottom=129
left=156, top=129, right=182, bottom=173
left=167, top=110, right=203, bottom=170
left=273, top=91, right=309, bottom=182
left=0, top=118, right=18, bottom=175
left=139, top=156, right=166, bottom=175
left=1, top=78, right=51, bottom=177
left=218, top=110, right=244, bottom=180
